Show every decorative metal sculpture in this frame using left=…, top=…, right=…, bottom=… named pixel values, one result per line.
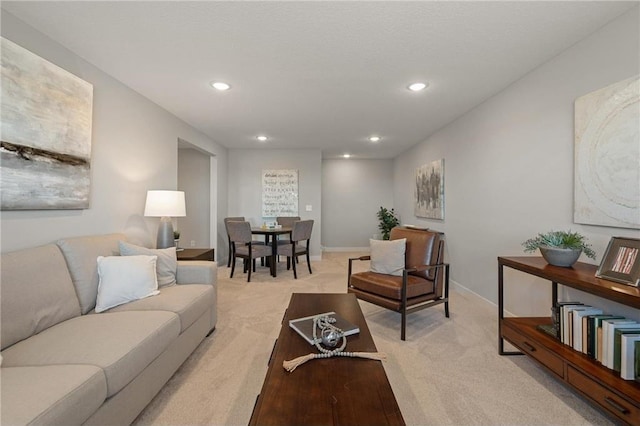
left=283, top=315, right=386, bottom=372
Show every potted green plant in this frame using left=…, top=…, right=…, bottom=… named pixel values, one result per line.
left=377, top=206, right=400, bottom=240
left=522, top=230, right=596, bottom=267
left=173, top=230, right=181, bottom=248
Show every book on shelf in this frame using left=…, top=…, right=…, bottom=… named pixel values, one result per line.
left=289, top=311, right=360, bottom=345
left=615, top=330, right=640, bottom=373
left=562, top=305, right=587, bottom=346
left=601, top=319, right=634, bottom=365
left=573, top=308, right=602, bottom=352
left=603, top=321, right=637, bottom=369
left=620, top=335, right=640, bottom=380
left=560, top=304, right=584, bottom=344
left=635, top=341, right=640, bottom=383
left=587, top=315, right=624, bottom=359
left=557, top=302, right=582, bottom=341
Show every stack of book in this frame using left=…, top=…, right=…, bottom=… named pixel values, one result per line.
left=547, top=302, right=640, bottom=381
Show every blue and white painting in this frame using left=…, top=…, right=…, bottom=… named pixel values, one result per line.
left=1, top=37, right=93, bottom=210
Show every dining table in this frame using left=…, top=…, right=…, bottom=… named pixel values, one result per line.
left=251, top=226, right=292, bottom=277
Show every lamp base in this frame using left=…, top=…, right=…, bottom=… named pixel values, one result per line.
left=157, top=217, right=175, bottom=249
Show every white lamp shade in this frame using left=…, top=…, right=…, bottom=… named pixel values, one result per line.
left=144, top=190, right=186, bottom=217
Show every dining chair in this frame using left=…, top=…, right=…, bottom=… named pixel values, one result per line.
left=347, top=227, right=449, bottom=340
left=271, top=216, right=300, bottom=262
left=278, top=220, right=313, bottom=279
left=224, top=217, right=244, bottom=267
left=227, top=221, right=273, bottom=282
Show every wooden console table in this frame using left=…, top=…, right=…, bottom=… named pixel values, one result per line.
left=498, top=256, right=640, bottom=425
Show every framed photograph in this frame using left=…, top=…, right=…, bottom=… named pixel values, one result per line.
left=596, top=237, right=640, bottom=286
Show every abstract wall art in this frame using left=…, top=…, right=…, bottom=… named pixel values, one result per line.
left=574, top=75, right=640, bottom=229
left=415, top=159, right=444, bottom=220
left=1, top=37, right=93, bottom=210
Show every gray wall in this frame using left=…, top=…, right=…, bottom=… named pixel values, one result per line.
left=227, top=149, right=322, bottom=259
left=322, top=159, right=394, bottom=249
left=0, top=12, right=228, bottom=252
left=177, top=148, right=211, bottom=249
left=393, top=7, right=640, bottom=319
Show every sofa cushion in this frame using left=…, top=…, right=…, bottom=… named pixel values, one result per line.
left=176, top=260, right=217, bottom=285
left=57, top=233, right=125, bottom=314
left=106, top=284, right=215, bottom=332
left=95, top=255, right=160, bottom=313
left=1, top=311, right=180, bottom=397
left=0, top=364, right=107, bottom=426
left=1, top=244, right=81, bottom=350
left=119, top=241, right=178, bottom=287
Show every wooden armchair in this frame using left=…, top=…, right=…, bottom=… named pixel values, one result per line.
left=348, top=227, right=449, bottom=340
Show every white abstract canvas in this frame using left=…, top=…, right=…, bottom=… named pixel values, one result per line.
left=415, top=159, right=444, bottom=220
left=1, top=37, right=93, bottom=210
left=574, top=76, right=640, bottom=229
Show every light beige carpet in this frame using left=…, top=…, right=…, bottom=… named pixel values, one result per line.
left=133, top=253, right=613, bottom=425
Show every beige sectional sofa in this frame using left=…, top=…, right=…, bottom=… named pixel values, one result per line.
left=0, top=234, right=217, bottom=425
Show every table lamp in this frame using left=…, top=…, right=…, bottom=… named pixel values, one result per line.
left=144, top=190, right=186, bottom=249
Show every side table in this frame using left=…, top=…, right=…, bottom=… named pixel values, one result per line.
left=176, top=248, right=215, bottom=261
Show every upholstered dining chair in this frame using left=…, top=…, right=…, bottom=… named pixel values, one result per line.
left=227, top=221, right=273, bottom=282
left=347, top=227, right=449, bottom=340
left=224, top=217, right=244, bottom=267
left=271, top=216, right=301, bottom=262
left=278, top=219, right=313, bottom=279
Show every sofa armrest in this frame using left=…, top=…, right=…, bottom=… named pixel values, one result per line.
left=176, top=261, right=217, bottom=286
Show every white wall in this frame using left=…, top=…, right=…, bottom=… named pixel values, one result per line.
left=322, top=159, right=394, bottom=249
left=393, top=8, right=640, bottom=319
left=0, top=12, right=228, bottom=252
left=227, top=149, right=322, bottom=259
left=177, top=148, right=210, bottom=249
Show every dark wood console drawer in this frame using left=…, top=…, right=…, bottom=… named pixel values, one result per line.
left=502, top=322, right=564, bottom=378
left=567, top=366, right=640, bottom=425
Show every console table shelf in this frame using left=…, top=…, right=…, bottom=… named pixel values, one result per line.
left=498, top=256, right=640, bottom=425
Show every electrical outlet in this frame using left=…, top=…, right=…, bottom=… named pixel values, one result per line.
left=190, top=240, right=196, bottom=247
left=305, top=204, right=312, bottom=212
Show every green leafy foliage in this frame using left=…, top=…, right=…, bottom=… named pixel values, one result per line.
left=377, top=206, right=400, bottom=240
left=522, top=230, right=596, bottom=259
left=173, top=230, right=181, bottom=239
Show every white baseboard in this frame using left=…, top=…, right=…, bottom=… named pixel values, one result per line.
left=322, top=247, right=370, bottom=252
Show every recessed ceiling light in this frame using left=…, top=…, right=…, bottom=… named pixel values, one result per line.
left=343, top=154, right=351, bottom=158
left=257, top=135, right=268, bottom=142
left=368, top=136, right=381, bottom=143
left=211, top=81, right=230, bottom=91
left=408, top=82, right=427, bottom=92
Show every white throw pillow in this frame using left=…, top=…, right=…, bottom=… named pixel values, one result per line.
left=95, top=255, right=160, bottom=313
left=118, top=241, right=177, bottom=287
left=370, top=238, right=406, bottom=276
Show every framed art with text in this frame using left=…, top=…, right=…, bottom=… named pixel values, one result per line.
left=596, top=237, right=640, bottom=286
left=262, top=169, right=299, bottom=217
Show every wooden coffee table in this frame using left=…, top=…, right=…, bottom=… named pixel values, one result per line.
left=249, top=293, right=405, bottom=426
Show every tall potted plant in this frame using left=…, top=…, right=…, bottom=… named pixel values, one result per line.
left=377, top=207, right=400, bottom=240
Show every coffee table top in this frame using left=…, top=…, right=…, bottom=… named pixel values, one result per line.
left=249, top=293, right=405, bottom=426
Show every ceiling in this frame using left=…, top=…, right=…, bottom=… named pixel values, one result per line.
left=2, top=1, right=636, bottom=159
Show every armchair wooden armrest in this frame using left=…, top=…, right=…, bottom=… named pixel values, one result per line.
left=348, top=255, right=371, bottom=285
left=349, top=255, right=371, bottom=261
